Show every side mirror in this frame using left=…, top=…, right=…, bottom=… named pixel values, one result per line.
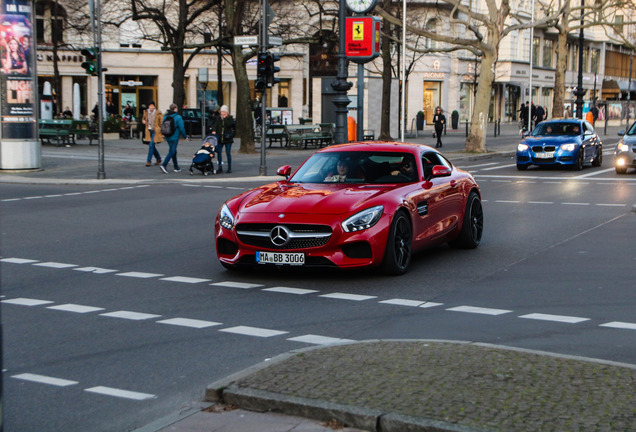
left=277, top=165, right=292, bottom=179
left=431, top=165, right=452, bottom=177
left=618, top=130, right=625, bottom=136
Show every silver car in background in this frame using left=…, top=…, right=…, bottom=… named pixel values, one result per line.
left=615, top=121, right=636, bottom=174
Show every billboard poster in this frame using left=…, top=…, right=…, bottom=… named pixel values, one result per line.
left=0, top=0, right=36, bottom=140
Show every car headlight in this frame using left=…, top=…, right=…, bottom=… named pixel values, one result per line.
left=517, top=143, right=529, bottom=152
left=561, top=143, right=577, bottom=151
left=218, top=203, right=235, bottom=230
left=341, top=205, right=383, bottom=233
left=617, top=140, right=629, bottom=152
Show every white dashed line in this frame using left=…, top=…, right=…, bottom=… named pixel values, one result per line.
left=447, top=306, right=512, bottom=316
left=0, top=257, right=39, bottom=264
left=519, top=313, right=590, bottom=324
left=2, top=298, right=54, bottom=306
left=84, top=386, right=156, bottom=400
left=380, top=298, right=428, bottom=307
left=528, top=201, right=554, bottom=204
left=288, top=335, right=355, bottom=345
left=219, top=326, right=288, bottom=337
left=599, top=321, right=636, bottom=330
left=562, top=202, right=590, bottom=206
left=210, top=281, right=263, bottom=289
left=157, top=318, right=222, bottom=329
left=73, top=266, right=118, bottom=274
left=47, top=304, right=105, bottom=314
left=495, top=200, right=520, bottom=204
left=33, top=262, right=77, bottom=269
left=320, top=293, right=378, bottom=301
left=100, top=311, right=162, bottom=320
left=596, top=203, right=627, bottom=207
left=160, top=276, right=211, bottom=284
left=263, top=287, right=319, bottom=295
left=116, top=271, right=163, bottom=279
left=12, top=373, right=78, bottom=387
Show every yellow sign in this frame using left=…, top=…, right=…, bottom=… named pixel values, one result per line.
left=352, top=21, right=364, bottom=40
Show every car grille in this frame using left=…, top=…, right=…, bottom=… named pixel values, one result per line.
left=236, top=223, right=332, bottom=250
left=532, top=145, right=556, bottom=152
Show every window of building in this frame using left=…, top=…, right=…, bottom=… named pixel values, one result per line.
left=542, top=39, right=553, bottom=68
left=582, top=47, right=590, bottom=73
left=35, top=1, right=66, bottom=45
left=532, top=37, right=540, bottom=66
left=425, top=19, right=438, bottom=50
left=615, top=15, right=624, bottom=33
left=119, top=19, right=142, bottom=48
left=590, top=48, right=600, bottom=74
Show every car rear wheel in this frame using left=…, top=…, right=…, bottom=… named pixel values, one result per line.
left=449, top=191, right=483, bottom=249
left=381, top=212, right=412, bottom=275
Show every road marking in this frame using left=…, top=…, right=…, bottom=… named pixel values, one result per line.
left=481, top=164, right=516, bottom=171
left=219, top=326, right=288, bottom=337
left=100, top=311, right=161, bottom=320
left=1, top=257, right=39, bottom=264
left=380, top=298, right=427, bottom=307
left=33, top=262, right=77, bottom=269
left=116, top=271, right=163, bottom=278
left=84, top=386, right=156, bottom=400
left=160, top=276, right=211, bottom=284
left=157, top=318, right=222, bottom=329
left=2, top=297, right=54, bottom=306
left=596, top=203, right=627, bottom=207
left=24, top=196, right=44, bottom=200
left=263, top=287, right=319, bottom=295
left=528, top=201, right=554, bottom=204
left=447, top=306, right=512, bottom=316
left=210, top=281, right=263, bottom=289
left=73, top=266, right=118, bottom=274
left=460, top=162, right=499, bottom=169
left=562, top=202, right=590, bottom=206
left=288, top=335, right=355, bottom=345
left=12, top=373, right=78, bottom=387
left=495, top=200, right=520, bottom=203
left=47, top=304, right=105, bottom=314
left=320, top=293, right=378, bottom=301
left=519, top=313, right=590, bottom=323
left=1, top=198, right=21, bottom=202
left=599, top=321, right=636, bottom=330
left=574, top=167, right=616, bottom=178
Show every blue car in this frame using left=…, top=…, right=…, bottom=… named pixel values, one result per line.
left=516, top=119, right=603, bottom=170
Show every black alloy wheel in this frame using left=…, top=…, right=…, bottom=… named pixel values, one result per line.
left=449, top=191, right=483, bottom=249
left=382, top=212, right=412, bottom=275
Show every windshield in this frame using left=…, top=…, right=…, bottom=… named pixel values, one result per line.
left=532, top=122, right=581, bottom=137
left=627, top=121, right=636, bottom=136
left=289, top=151, right=418, bottom=184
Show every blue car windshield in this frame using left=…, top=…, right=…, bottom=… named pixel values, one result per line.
left=289, top=151, right=418, bottom=184
left=532, top=122, right=581, bottom=137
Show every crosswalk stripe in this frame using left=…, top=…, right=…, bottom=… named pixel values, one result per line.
left=599, top=321, right=636, bottom=330
left=219, top=326, right=288, bottom=337
left=263, top=287, right=318, bottom=295
left=100, top=311, right=161, bottom=320
left=2, top=298, right=54, bottom=306
left=12, top=373, right=78, bottom=387
left=47, top=304, right=105, bottom=314
left=288, top=335, right=355, bottom=345
left=447, top=305, right=512, bottom=316
left=157, top=318, right=222, bottom=328
left=160, top=276, right=211, bottom=284
left=519, top=313, right=589, bottom=323
left=320, top=293, right=377, bottom=301
left=84, top=386, right=155, bottom=400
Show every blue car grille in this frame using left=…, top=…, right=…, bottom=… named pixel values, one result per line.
left=532, top=145, right=556, bottom=152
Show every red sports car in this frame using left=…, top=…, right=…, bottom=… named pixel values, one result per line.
left=215, top=142, right=483, bottom=274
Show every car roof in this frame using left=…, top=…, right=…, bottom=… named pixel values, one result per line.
left=317, top=141, right=435, bottom=154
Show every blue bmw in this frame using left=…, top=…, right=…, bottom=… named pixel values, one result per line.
left=516, top=119, right=603, bottom=170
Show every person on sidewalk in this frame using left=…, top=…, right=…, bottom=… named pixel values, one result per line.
left=160, top=103, right=188, bottom=174
left=211, top=105, right=235, bottom=173
left=142, top=101, right=163, bottom=167
left=433, top=107, right=446, bottom=148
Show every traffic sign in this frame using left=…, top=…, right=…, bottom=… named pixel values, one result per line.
left=234, top=35, right=258, bottom=46
left=269, top=36, right=283, bottom=46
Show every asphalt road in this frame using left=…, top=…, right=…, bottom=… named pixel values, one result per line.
left=2, top=152, right=635, bottom=431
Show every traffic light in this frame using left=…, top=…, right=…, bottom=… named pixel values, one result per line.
left=255, top=51, right=268, bottom=92
left=266, top=53, right=280, bottom=87
left=81, top=47, right=98, bottom=76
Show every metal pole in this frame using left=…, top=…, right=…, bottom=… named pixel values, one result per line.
left=574, top=0, right=585, bottom=119
left=400, top=0, right=406, bottom=141
left=357, top=63, right=364, bottom=141
left=259, top=0, right=268, bottom=175
left=627, top=53, right=632, bottom=127
left=331, top=0, right=352, bottom=144
left=95, top=0, right=105, bottom=179
left=528, top=0, right=535, bottom=132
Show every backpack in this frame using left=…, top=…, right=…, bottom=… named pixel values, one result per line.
left=161, top=115, right=176, bottom=136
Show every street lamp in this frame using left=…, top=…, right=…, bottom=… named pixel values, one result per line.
left=332, top=0, right=353, bottom=144
left=574, top=0, right=585, bottom=119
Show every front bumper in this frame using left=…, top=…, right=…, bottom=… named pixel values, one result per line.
left=516, top=146, right=581, bottom=166
left=215, top=211, right=392, bottom=269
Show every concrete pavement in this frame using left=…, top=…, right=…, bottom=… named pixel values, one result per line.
left=3, top=122, right=633, bottom=432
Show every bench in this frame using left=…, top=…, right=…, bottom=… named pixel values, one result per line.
left=284, top=124, right=334, bottom=149
left=69, top=120, right=98, bottom=145
left=39, top=119, right=73, bottom=147
left=266, top=124, right=288, bottom=148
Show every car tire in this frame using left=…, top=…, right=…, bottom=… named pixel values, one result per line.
left=516, top=164, right=528, bottom=171
left=449, top=191, right=483, bottom=249
left=381, top=211, right=412, bottom=275
left=616, top=165, right=627, bottom=174
left=574, top=149, right=584, bottom=171
left=592, top=146, right=602, bottom=167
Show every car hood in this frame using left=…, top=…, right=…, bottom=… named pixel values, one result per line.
left=522, top=135, right=582, bottom=145
left=236, top=182, right=393, bottom=215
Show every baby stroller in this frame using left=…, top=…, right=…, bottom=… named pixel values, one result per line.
left=190, top=135, right=217, bottom=176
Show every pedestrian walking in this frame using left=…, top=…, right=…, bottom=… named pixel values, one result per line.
left=212, top=104, right=235, bottom=173
left=433, top=107, right=446, bottom=148
left=142, top=101, right=163, bottom=167
left=159, top=103, right=188, bottom=174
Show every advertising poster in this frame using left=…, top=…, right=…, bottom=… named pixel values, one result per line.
left=0, top=0, right=35, bottom=139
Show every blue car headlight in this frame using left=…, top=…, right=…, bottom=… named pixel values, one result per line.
left=342, top=205, right=384, bottom=233
left=219, top=203, right=235, bottom=230
left=561, top=143, right=577, bottom=151
left=517, top=143, right=529, bottom=152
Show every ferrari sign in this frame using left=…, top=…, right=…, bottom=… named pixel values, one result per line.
left=345, top=16, right=381, bottom=63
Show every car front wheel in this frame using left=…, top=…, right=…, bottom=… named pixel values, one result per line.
left=381, top=211, right=412, bottom=275
left=449, top=191, right=483, bottom=249
left=592, top=146, right=603, bottom=167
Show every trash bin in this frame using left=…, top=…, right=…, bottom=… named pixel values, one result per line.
left=347, top=116, right=357, bottom=141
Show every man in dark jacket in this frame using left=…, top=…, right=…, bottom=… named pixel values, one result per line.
left=212, top=105, right=235, bottom=173
left=159, top=103, right=188, bottom=173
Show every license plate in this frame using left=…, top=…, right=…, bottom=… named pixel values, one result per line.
left=535, top=152, right=554, bottom=159
left=256, top=251, right=305, bottom=265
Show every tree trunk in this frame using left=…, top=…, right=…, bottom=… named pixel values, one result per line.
left=552, top=28, right=568, bottom=119
left=465, top=50, right=495, bottom=152
left=171, top=49, right=186, bottom=110
left=230, top=46, right=255, bottom=153
left=379, top=19, right=393, bottom=141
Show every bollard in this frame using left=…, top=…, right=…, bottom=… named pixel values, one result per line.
left=465, top=121, right=469, bottom=138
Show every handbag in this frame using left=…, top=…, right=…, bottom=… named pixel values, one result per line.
left=142, top=137, right=150, bottom=145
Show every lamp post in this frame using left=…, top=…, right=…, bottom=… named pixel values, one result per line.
left=574, top=0, right=585, bottom=119
left=332, top=0, right=352, bottom=144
